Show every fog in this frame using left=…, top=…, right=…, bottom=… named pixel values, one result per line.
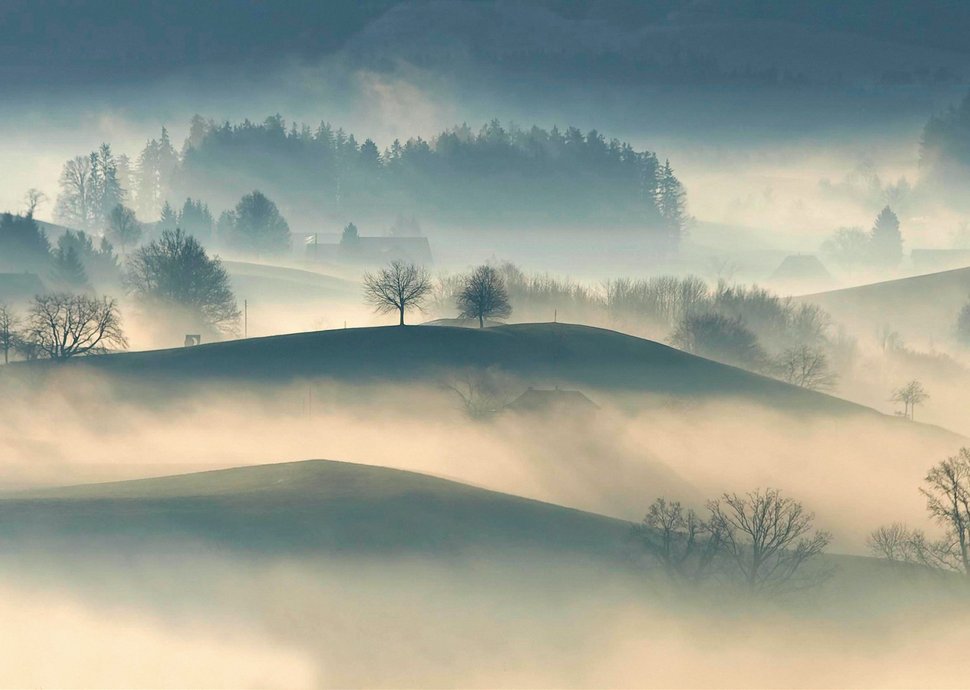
left=0, top=368, right=957, bottom=552
left=6, top=2, right=970, bottom=686
left=3, top=531, right=970, bottom=687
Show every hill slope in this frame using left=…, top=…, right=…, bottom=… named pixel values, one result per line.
left=0, top=459, right=628, bottom=557
left=798, top=266, right=970, bottom=342
left=29, top=322, right=874, bottom=415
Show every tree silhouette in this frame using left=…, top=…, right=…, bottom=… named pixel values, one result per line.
left=776, top=345, right=837, bottom=390
left=708, top=488, right=831, bottom=593
left=0, top=212, right=51, bottom=272
left=891, top=379, right=929, bottom=420
left=870, top=206, right=902, bottom=267
left=363, top=260, right=432, bottom=326
left=125, top=228, right=240, bottom=336
left=24, top=293, right=127, bottom=359
left=107, top=204, right=142, bottom=255
left=671, top=312, right=767, bottom=371
left=0, top=304, right=20, bottom=364
left=227, top=190, right=290, bottom=256
left=456, top=265, right=512, bottom=327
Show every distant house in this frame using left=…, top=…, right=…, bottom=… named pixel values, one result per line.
left=767, top=254, right=834, bottom=294
left=0, top=272, right=45, bottom=305
left=506, top=387, right=599, bottom=416
left=306, top=234, right=433, bottom=266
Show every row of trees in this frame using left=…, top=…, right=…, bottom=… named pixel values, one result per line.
left=0, top=212, right=124, bottom=290
left=364, top=261, right=512, bottom=327
left=54, top=116, right=690, bottom=251
left=53, top=146, right=294, bottom=260
left=0, top=226, right=241, bottom=363
left=634, top=488, right=830, bottom=594
left=869, top=447, right=970, bottom=578
left=638, top=444, right=970, bottom=595
left=362, top=260, right=851, bottom=390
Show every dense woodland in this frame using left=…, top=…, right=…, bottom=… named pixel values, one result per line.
left=52, top=116, right=688, bottom=251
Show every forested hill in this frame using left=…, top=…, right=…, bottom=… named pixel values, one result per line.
left=169, top=117, right=685, bottom=239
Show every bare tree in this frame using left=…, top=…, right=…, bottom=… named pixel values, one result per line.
left=707, top=488, right=831, bottom=593
left=921, top=448, right=970, bottom=575
left=867, top=523, right=916, bottom=563
left=892, top=379, right=929, bottom=420
left=0, top=304, right=20, bottom=364
left=55, top=155, right=94, bottom=230
left=23, top=188, right=48, bottom=217
left=776, top=345, right=837, bottom=390
left=106, top=204, right=142, bottom=255
left=868, top=449, right=970, bottom=577
left=445, top=366, right=517, bottom=419
left=24, top=293, right=127, bottom=359
left=634, top=498, right=724, bottom=585
left=456, top=265, right=512, bottom=327
left=363, top=260, right=432, bottom=326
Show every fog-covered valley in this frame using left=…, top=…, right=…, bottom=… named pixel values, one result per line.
left=6, top=1, right=970, bottom=687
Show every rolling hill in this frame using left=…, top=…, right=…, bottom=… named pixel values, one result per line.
left=0, top=459, right=629, bottom=558
left=16, top=322, right=878, bottom=416
left=223, top=260, right=359, bottom=304
left=797, top=265, right=970, bottom=342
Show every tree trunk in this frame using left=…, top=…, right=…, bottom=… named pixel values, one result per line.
left=479, top=313, right=484, bottom=328
left=399, top=305, right=405, bottom=326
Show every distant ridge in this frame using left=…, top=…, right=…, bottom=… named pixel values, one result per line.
left=0, top=459, right=630, bottom=557
left=18, top=322, right=876, bottom=416
left=797, top=265, right=970, bottom=340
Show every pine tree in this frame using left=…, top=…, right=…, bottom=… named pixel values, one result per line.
left=158, top=201, right=178, bottom=231
left=92, top=144, right=124, bottom=229
left=134, top=128, right=180, bottom=220
left=51, top=244, right=88, bottom=289
left=655, top=159, right=688, bottom=251
left=870, top=206, right=903, bottom=267
left=179, top=198, right=214, bottom=242
left=135, top=138, right=161, bottom=219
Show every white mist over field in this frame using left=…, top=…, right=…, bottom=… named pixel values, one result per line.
left=5, top=1, right=970, bottom=687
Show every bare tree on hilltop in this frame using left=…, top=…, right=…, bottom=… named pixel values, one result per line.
left=24, top=293, right=127, bottom=359
left=456, top=264, right=512, bottom=328
left=363, top=260, right=432, bottom=326
left=892, top=379, right=929, bottom=420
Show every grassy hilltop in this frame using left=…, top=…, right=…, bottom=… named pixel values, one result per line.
left=26, top=322, right=881, bottom=417
left=0, top=459, right=630, bottom=558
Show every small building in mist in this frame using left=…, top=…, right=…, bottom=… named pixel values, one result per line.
left=767, top=254, right=834, bottom=294
left=506, top=387, right=599, bottom=417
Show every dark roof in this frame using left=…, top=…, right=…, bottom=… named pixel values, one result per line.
left=769, top=254, right=832, bottom=281
left=507, top=388, right=598, bottom=414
